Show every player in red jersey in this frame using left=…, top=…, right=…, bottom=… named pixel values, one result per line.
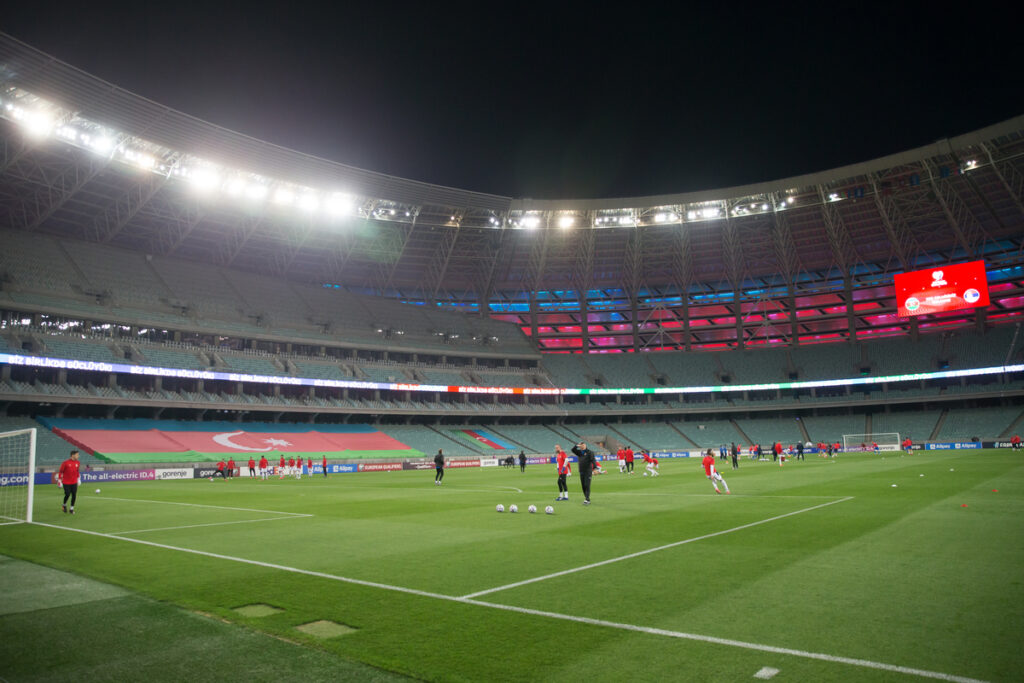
left=624, top=446, right=635, bottom=474
left=322, top=454, right=328, bottom=477
left=555, top=445, right=571, bottom=501
left=247, top=457, right=256, bottom=478
left=278, top=455, right=286, bottom=478
left=1011, top=434, right=1021, bottom=451
left=642, top=451, right=660, bottom=477
left=258, top=455, right=269, bottom=480
left=57, top=449, right=82, bottom=514
left=226, top=457, right=236, bottom=479
left=902, top=437, right=913, bottom=455
left=213, top=459, right=227, bottom=481
left=701, top=449, right=730, bottom=494
left=617, top=447, right=626, bottom=473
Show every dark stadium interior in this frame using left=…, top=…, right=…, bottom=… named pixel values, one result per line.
left=0, top=33, right=1021, bottom=463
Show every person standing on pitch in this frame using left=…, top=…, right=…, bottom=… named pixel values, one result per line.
left=731, top=446, right=739, bottom=469
left=322, top=454, right=328, bottom=478
left=434, top=449, right=445, bottom=485
left=259, top=455, right=269, bottom=480
left=248, top=457, right=256, bottom=478
left=571, top=441, right=596, bottom=505
left=519, top=450, right=527, bottom=473
left=555, top=444, right=570, bottom=501
left=57, top=449, right=81, bottom=514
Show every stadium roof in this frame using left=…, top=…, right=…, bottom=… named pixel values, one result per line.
left=1, top=32, right=1022, bottom=353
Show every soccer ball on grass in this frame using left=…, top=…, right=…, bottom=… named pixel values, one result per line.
left=528, top=505, right=537, bottom=513
left=545, top=505, right=554, bottom=515
left=495, top=504, right=505, bottom=512
left=509, top=504, right=518, bottom=513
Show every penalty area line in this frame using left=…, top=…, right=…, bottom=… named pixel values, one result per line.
left=461, top=496, right=855, bottom=599
left=108, top=514, right=314, bottom=536
left=87, top=495, right=309, bottom=517
left=29, top=519, right=986, bottom=683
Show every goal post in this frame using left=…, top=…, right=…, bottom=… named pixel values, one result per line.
left=0, top=428, right=38, bottom=524
left=843, top=432, right=900, bottom=452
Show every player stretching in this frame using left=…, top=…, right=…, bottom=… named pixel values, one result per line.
left=701, top=449, right=731, bottom=494
left=642, top=451, right=660, bottom=476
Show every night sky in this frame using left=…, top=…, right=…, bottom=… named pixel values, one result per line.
left=4, top=3, right=1020, bottom=200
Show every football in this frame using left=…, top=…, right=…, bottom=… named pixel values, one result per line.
left=643, top=472, right=648, bottom=476
left=94, top=488, right=101, bottom=494
left=496, top=504, right=505, bottom=512
left=545, top=505, right=554, bottom=515
left=528, top=505, right=537, bottom=513
left=509, top=504, right=518, bottom=513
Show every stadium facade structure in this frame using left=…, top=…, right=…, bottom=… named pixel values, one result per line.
left=0, top=33, right=1022, bottom=459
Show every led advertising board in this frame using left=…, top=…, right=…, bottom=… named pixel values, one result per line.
left=895, top=260, right=989, bottom=317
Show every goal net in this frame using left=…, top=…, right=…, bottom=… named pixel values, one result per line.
left=843, top=432, right=900, bottom=452
left=0, top=428, right=37, bottom=524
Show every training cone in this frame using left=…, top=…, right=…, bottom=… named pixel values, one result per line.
left=992, top=489, right=998, bottom=493
left=961, top=504, right=968, bottom=508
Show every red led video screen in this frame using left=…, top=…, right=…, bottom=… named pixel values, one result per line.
left=895, top=260, right=989, bottom=317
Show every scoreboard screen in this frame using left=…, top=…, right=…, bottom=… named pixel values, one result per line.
left=894, top=260, right=989, bottom=317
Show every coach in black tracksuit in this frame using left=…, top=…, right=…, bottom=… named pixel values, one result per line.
left=434, top=450, right=445, bottom=485
left=571, top=442, right=596, bottom=505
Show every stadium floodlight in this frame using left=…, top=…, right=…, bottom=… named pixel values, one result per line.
left=226, top=177, right=246, bottom=196
left=19, top=109, right=55, bottom=138
left=701, top=207, right=720, bottom=219
left=787, top=196, right=795, bottom=204
left=245, top=183, right=268, bottom=201
left=326, top=193, right=354, bottom=215
left=273, top=187, right=295, bottom=205
left=558, top=215, right=575, bottom=228
left=298, top=193, right=320, bottom=212
left=761, top=203, right=769, bottom=210
left=87, top=135, right=114, bottom=155
left=55, top=125, right=78, bottom=141
left=188, top=167, right=221, bottom=192
left=521, top=215, right=541, bottom=229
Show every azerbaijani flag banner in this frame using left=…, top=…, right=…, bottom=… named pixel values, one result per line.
left=455, top=429, right=515, bottom=450
left=38, top=418, right=424, bottom=464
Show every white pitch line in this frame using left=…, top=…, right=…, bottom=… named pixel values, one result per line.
left=110, top=514, right=313, bottom=536
left=27, top=520, right=987, bottom=683
left=460, top=496, right=854, bottom=599
left=88, top=495, right=308, bottom=517
left=459, top=598, right=988, bottom=683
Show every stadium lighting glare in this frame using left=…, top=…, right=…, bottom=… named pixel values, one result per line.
left=298, top=193, right=319, bottom=212
left=245, top=183, right=268, bottom=201
left=654, top=213, right=667, bottom=223
left=88, top=136, right=114, bottom=155
left=226, top=177, right=246, bottom=196
left=20, top=109, right=54, bottom=138
left=762, top=203, right=769, bottom=211
left=687, top=211, right=697, bottom=220
left=521, top=215, right=541, bottom=229
left=326, top=193, right=354, bottom=215
left=273, top=188, right=295, bottom=205
left=558, top=215, right=575, bottom=228
left=787, top=196, right=795, bottom=204
left=701, top=207, right=720, bottom=219
left=188, top=168, right=221, bottom=192
left=829, top=192, right=841, bottom=202
left=55, top=125, right=78, bottom=141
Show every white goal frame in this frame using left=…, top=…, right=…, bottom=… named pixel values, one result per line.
left=0, top=428, right=37, bottom=524
left=843, top=432, right=900, bottom=452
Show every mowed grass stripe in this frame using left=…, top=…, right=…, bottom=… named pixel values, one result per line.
left=3, top=451, right=1021, bottom=681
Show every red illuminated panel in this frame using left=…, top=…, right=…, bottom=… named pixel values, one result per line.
left=895, top=261, right=989, bottom=317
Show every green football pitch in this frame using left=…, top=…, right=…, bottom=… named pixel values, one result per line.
left=2, top=451, right=1023, bottom=682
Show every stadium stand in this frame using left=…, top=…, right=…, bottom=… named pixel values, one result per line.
left=0, top=416, right=97, bottom=465
left=604, top=421, right=690, bottom=451
left=801, top=415, right=868, bottom=443
left=869, top=410, right=942, bottom=442
left=734, top=416, right=806, bottom=447
left=675, top=419, right=745, bottom=448
left=934, top=406, right=1022, bottom=441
